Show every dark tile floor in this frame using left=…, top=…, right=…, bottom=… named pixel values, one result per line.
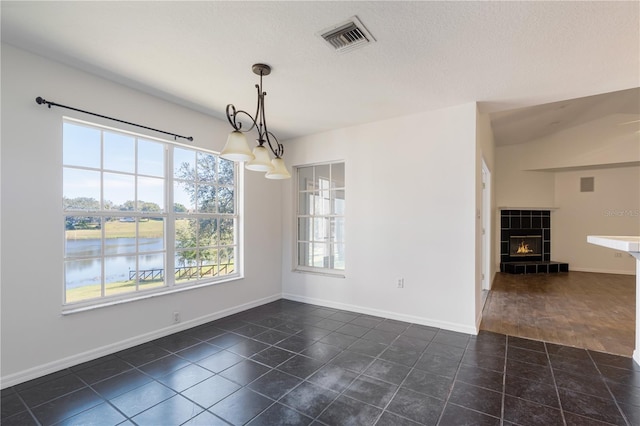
left=2, top=300, right=640, bottom=425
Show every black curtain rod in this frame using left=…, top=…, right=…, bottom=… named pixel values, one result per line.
left=35, top=97, right=193, bottom=142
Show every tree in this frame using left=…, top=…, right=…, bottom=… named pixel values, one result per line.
left=174, top=153, right=235, bottom=267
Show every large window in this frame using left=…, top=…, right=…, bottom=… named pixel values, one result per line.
left=296, top=162, right=345, bottom=273
left=63, top=119, right=239, bottom=307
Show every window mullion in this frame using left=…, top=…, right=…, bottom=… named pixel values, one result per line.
left=166, top=144, right=175, bottom=287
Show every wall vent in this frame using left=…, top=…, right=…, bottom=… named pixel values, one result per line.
left=580, top=177, right=595, bottom=192
left=318, top=16, right=376, bottom=53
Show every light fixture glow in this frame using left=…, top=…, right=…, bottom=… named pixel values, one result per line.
left=220, top=63, right=290, bottom=179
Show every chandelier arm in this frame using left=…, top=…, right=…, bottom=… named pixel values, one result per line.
left=225, top=104, right=259, bottom=133
left=265, top=131, right=284, bottom=158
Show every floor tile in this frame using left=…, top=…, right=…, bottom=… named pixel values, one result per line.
left=329, top=350, right=375, bottom=373
left=505, top=358, right=554, bottom=385
left=343, top=375, right=398, bottom=408
left=431, top=330, right=470, bottom=348
left=251, top=346, right=295, bottom=367
left=31, top=387, right=104, bottom=426
left=137, top=353, right=190, bottom=378
left=181, top=410, right=230, bottom=425
left=246, top=402, right=312, bottom=425
left=307, top=364, right=359, bottom=392
left=508, top=336, right=546, bottom=353
left=553, top=367, right=611, bottom=399
left=54, top=401, right=125, bottom=426
left=18, top=373, right=86, bottom=408
left=277, top=355, right=325, bottom=379
left=423, top=342, right=466, bottom=361
left=2, top=389, right=28, bottom=419
left=506, top=346, right=549, bottom=366
left=503, top=395, right=563, bottom=426
left=439, top=403, right=501, bottom=426
left=1, top=410, right=38, bottom=426
left=558, top=388, right=627, bottom=425
left=181, top=375, right=241, bottom=409
left=401, top=325, right=437, bottom=342
left=116, top=344, right=171, bottom=366
left=110, top=381, right=174, bottom=418
left=363, top=359, right=410, bottom=385
left=281, top=381, right=339, bottom=418
left=157, top=363, right=213, bottom=392
left=361, top=329, right=399, bottom=345
left=210, top=388, right=273, bottom=425
left=392, top=335, right=430, bottom=352
left=448, top=381, right=503, bottom=418
left=175, top=341, right=222, bottom=362
left=248, top=369, right=302, bottom=400
left=456, top=364, right=504, bottom=392
left=198, top=350, right=244, bottom=373
left=347, top=338, right=388, bottom=357
left=414, top=352, right=460, bottom=378
left=90, top=369, right=152, bottom=399
left=219, top=359, right=271, bottom=386
left=254, top=329, right=291, bottom=345
left=276, top=335, right=316, bottom=352
left=153, top=333, right=201, bottom=352
left=301, top=341, right=342, bottom=362
left=374, top=410, right=421, bottom=426
left=319, top=331, right=360, bottom=348
left=131, top=394, right=204, bottom=426
left=226, top=339, right=270, bottom=357
left=401, top=368, right=453, bottom=400
left=386, top=387, right=444, bottom=425
left=335, top=323, right=370, bottom=338
left=504, top=374, right=560, bottom=408
left=208, top=332, right=251, bottom=349
left=318, top=395, right=382, bottom=426
left=73, top=357, right=133, bottom=385
left=379, top=345, right=420, bottom=367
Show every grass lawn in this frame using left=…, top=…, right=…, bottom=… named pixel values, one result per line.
left=66, top=219, right=189, bottom=240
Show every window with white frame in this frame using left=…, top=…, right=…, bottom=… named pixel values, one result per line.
left=63, top=119, right=239, bottom=307
left=296, top=162, right=345, bottom=273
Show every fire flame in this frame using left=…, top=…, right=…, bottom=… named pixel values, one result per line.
left=516, top=240, right=534, bottom=254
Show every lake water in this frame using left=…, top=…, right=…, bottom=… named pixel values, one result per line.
left=65, top=238, right=165, bottom=288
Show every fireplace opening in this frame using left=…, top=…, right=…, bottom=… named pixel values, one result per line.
left=509, top=235, right=542, bottom=258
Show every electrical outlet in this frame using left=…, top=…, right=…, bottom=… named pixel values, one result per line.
left=614, top=252, right=622, bottom=258
left=397, top=278, right=404, bottom=288
left=173, top=311, right=180, bottom=323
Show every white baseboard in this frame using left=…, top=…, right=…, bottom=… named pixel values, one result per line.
left=0, top=294, right=281, bottom=389
left=282, top=293, right=478, bottom=335
left=569, top=267, right=636, bottom=276
left=634, top=349, right=640, bottom=367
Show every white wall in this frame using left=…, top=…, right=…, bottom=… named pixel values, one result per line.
left=1, top=44, right=284, bottom=386
left=475, top=111, right=496, bottom=325
left=553, top=166, right=639, bottom=274
left=495, top=113, right=640, bottom=275
left=281, top=103, right=480, bottom=334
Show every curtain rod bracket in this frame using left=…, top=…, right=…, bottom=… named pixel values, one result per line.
left=35, top=96, right=194, bottom=142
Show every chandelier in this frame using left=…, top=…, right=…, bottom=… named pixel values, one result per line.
left=220, top=63, right=291, bottom=179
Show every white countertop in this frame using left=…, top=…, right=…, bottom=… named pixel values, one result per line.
left=587, top=235, right=640, bottom=253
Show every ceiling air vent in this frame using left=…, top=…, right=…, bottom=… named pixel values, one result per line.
left=318, top=16, right=376, bottom=53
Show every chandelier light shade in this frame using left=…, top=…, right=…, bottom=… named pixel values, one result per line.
left=220, top=63, right=291, bottom=179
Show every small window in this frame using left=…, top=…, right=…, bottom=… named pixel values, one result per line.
left=63, top=119, right=239, bottom=308
left=296, top=162, right=345, bottom=274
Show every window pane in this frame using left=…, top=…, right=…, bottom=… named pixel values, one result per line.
left=65, top=218, right=102, bottom=256
left=219, top=247, right=235, bottom=276
left=104, top=173, right=135, bottom=210
left=104, top=132, right=135, bottom=172
left=139, top=217, right=164, bottom=241
left=174, top=181, right=195, bottom=212
left=314, top=217, right=329, bottom=241
left=315, top=165, right=330, bottom=189
left=298, top=217, right=312, bottom=242
left=298, top=166, right=314, bottom=191
left=312, top=243, right=328, bottom=268
left=197, top=152, right=217, bottom=183
left=105, top=255, right=136, bottom=297
left=138, top=139, right=164, bottom=177
left=63, top=122, right=100, bottom=168
left=197, top=184, right=216, bottom=213
left=63, top=169, right=101, bottom=210
left=65, top=260, right=102, bottom=303
left=298, top=242, right=312, bottom=267
left=332, top=190, right=345, bottom=215
left=138, top=176, right=164, bottom=212
left=174, top=252, right=197, bottom=284
left=218, top=158, right=234, bottom=185
left=315, top=188, right=330, bottom=215
left=218, top=187, right=234, bottom=214
left=176, top=219, right=196, bottom=252
left=105, top=220, right=136, bottom=255
left=198, top=218, right=218, bottom=247
left=331, top=217, right=345, bottom=242
left=220, top=218, right=235, bottom=245
left=333, top=244, right=345, bottom=270
left=299, top=192, right=313, bottom=215
left=138, top=253, right=165, bottom=290
left=174, top=147, right=196, bottom=179
left=331, top=163, right=345, bottom=188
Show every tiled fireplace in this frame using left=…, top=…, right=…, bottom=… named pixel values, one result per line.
left=500, top=209, right=569, bottom=274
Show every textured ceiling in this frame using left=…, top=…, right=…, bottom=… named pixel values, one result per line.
left=2, top=1, right=639, bottom=145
